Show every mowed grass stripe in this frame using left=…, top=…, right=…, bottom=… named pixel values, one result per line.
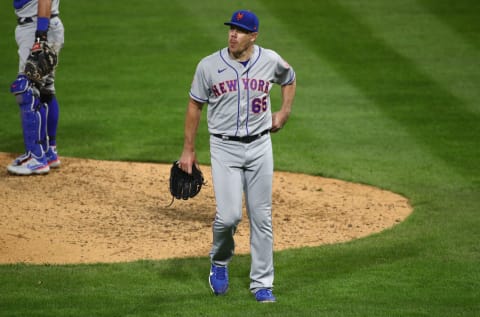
left=263, top=0, right=479, bottom=182
left=51, top=1, right=209, bottom=161
left=419, top=0, right=480, bottom=51
left=340, top=0, right=480, bottom=114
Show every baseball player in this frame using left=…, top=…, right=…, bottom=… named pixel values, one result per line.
left=177, top=9, right=296, bottom=302
left=8, top=0, right=64, bottom=175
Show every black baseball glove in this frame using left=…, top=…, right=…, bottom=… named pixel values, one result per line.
left=169, top=161, right=204, bottom=202
left=24, top=41, right=58, bottom=83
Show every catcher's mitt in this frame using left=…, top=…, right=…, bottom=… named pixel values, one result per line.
left=24, top=41, right=58, bottom=83
left=168, top=161, right=204, bottom=205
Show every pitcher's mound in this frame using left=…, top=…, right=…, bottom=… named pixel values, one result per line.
left=0, top=152, right=411, bottom=264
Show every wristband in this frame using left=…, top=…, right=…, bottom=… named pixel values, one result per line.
left=37, top=17, right=50, bottom=32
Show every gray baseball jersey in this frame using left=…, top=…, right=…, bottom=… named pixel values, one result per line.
left=190, top=45, right=295, bottom=136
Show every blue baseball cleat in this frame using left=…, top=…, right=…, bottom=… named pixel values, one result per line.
left=254, top=289, right=276, bottom=303
left=46, top=146, right=61, bottom=168
left=7, top=154, right=49, bottom=175
left=9, top=152, right=30, bottom=167
left=209, top=264, right=229, bottom=295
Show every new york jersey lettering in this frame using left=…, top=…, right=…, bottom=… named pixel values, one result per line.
left=212, top=78, right=270, bottom=97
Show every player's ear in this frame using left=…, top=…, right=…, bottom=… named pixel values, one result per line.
left=250, top=32, right=258, bottom=42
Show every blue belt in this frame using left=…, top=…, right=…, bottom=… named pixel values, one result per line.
left=212, top=129, right=270, bottom=143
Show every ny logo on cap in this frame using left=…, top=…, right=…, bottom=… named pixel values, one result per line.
left=236, top=12, right=244, bottom=20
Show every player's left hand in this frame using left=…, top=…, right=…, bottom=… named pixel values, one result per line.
left=271, top=110, right=290, bottom=133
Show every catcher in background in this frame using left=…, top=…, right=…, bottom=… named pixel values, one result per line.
left=7, top=0, right=64, bottom=175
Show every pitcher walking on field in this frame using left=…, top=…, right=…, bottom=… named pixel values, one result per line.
left=177, top=9, right=296, bottom=302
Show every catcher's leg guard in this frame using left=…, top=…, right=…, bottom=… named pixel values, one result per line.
left=40, top=92, right=61, bottom=168
left=40, top=92, right=59, bottom=147
left=10, top=75, right=46, bottom=158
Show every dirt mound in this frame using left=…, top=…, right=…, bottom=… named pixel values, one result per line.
left=0, top=152, right=411, bottom=264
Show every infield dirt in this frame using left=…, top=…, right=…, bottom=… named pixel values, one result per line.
left=0, top=152, right=412, bottom=264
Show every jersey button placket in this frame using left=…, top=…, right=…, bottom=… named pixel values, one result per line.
left=240, top=76, right=249, bottom=135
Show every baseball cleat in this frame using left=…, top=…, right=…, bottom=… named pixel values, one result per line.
left=254, top=289, right=276, bottom=303
left=7, top=155, right=50, bottom=175
left=9, top=152, right=31, bottom=167
left=209, top=264, right=229, bottom=295
left=46, top=146, right=61, bottom=168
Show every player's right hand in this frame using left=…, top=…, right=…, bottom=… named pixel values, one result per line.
left=178, top=150, right=197, bottom=175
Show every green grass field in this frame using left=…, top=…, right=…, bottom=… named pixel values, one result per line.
left=1, top=0, right=479, bottom=316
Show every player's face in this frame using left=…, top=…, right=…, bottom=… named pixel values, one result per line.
left=228, top=26, right=257, bottom=59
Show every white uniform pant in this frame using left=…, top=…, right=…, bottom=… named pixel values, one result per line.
left=209, top=133, right=274, bottom=292
left=15, top=16, right=64, bottom=94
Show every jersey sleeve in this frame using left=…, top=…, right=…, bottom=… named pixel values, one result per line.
left=189, top=60, right=210, bottom=103
left=271, top=51, right=296, bottom=86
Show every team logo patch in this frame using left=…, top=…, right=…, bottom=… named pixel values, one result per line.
left=236, top=12, right=244, bottom=21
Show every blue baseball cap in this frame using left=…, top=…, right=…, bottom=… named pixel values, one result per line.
left=224, top=10, right=259, bottom=32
